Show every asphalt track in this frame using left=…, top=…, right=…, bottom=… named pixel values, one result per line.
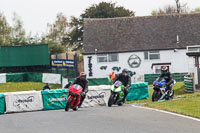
left=0, top=105, right=199, bottom=133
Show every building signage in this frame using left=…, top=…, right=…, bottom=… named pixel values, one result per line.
left=51, top=59, right=74, bottom=68
left=128, top=54, right=141, bottom=68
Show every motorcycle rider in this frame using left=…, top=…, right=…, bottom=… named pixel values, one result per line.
left=66, top=72, right=88, bottom=107
left=42, top=83, right=51, bottom=90
left=112, top=69, right=131, bottom=103
left=157, top=66, right=174, bottom=97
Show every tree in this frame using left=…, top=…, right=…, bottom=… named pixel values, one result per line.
left=151, top=0, right=188, bottom=15
left=43, top=13, right=69, bottom=53
left=10, top=13, right=27, bottom=45
left=68, top=2, right=135, bottom=51
left=191, top=7, right=200, bottom=13
left=0, top=12, right=11, bottom=46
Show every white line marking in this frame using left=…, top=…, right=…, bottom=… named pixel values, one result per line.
left=132, top=105, right=200, bottom=122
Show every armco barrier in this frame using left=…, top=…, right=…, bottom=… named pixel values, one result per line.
left=0, top=93, right=5, bottom=114
left=41, top=89, right=68, bottom=110
left=126, top=82, right=149, bottom=101
left=68, top=78, right=111, bottom=86
left=4, top=91, right=43, bottom=113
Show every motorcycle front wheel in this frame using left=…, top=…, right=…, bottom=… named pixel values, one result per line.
left=108, top=93, right=115, bottom=107
left=152, top=90, right=161, bottom=102
left=65, top=97, right=72, bottom=111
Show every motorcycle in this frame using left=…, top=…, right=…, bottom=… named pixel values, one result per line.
left=65, top=84, right=83, bottom=111
left=152, top=79, right=175, bottom=102
left=108, top=81, right=125, bottom=107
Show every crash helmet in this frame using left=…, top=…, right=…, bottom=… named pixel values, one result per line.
left=80, top=72, right=87, bottom=80
left=122, top=68, right=128, bottom=76
left=161, top=66, right=168, bottom=73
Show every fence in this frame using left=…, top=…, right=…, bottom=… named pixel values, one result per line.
left=144, top=73, right=185, bottom=84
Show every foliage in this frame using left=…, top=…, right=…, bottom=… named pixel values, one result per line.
left=10, top=12, right=27, bottom=45
left=0, top=12, right=12, bottom=46
left=151, top=0, right=189, bottom=15
left=42, top=12, right=69, bottom=53
left=190, top=7, right=200, bottom=13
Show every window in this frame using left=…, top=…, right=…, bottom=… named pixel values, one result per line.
left=155, top=66, right=161, bottom=73
left=144, top=51, right=160, bottom=60
left=97, top=54, right=107, bottom=62
left=97, top=54, right=118, bottom=63
left=108, top=54, right=118, bottom=62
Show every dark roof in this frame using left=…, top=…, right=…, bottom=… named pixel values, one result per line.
left=83, top=13, right=200, bottom=54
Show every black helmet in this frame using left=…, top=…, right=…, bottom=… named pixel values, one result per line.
left=122, top=69, right=128, bottom=73
left=122, top=69, right=128, bottom=76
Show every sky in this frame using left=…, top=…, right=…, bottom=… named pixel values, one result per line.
left=1, top=0, right=200, bottom=35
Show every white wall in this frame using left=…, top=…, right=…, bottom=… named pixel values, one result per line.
left=84, top=49, right=189, bottom=82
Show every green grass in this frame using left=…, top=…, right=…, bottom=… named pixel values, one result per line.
left=0, top=82, right=62, bottom=93
left=127, top=82, right=200, bottom=118
left=144, top=94, right=200, bottom=118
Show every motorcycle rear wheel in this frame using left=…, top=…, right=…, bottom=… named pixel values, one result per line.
left=65, top=97, right=72, bottom=111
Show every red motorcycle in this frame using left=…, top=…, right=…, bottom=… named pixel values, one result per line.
left=65, top=84, right=83, bottom=111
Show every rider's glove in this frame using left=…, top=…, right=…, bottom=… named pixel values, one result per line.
left=124, top=87, right=128, bottom=91
left=81, top=92, right=85, bottom=96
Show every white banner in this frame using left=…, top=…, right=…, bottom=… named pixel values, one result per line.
left=42, top=73, right=61, bottom=84
left=82, top=85, right=111, bottom=108
left=62, top=78, right=68, bottom=89
left=5, top=91, right=43, bottom=113
left=0, top=73, right=6, bottom=83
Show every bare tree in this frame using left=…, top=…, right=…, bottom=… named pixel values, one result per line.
left=175, top=0, right=188, bottom=14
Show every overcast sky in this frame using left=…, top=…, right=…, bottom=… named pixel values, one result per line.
left=1, top=0, right=200, bottom=35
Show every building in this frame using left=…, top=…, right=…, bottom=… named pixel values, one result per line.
left=83, top=14, right=200, bottom=82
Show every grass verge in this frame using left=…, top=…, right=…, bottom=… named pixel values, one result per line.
left=0, top=82, right=62, bottom=93
left=127, top=82, right=200, bottom=118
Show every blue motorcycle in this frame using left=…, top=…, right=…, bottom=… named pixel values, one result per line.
left=152, top=79, right=175, bottom=102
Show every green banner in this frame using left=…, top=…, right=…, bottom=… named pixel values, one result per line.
left=68, top=77, right=110, bottom=86
left=6, top=73, right=25, bottom=82
left=0, top=93, right=5, bottom=114
left=126, top=82, right=149, bottom=101
left=25, top=72, right=43, bottom=82
left=0, top=44, right=49, bottom=67
left=41, top=89, right=68, bottom=110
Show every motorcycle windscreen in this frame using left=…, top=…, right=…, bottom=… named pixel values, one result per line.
left=72, top=84, right=82, bottom=90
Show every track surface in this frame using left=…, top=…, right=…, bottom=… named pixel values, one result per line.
left=0, top=105, right=199, bottom=133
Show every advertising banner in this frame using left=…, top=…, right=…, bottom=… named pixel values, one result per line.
left=41, top=89, right=68, bottom=110
left=126, top=82, right=149, bottom=101
left=0, top=93, right=5, bottom=114
left=4, top=91, right=43, bottom=113
left=82, top=85, right=111, bottom=108
left=42, top=73, right=61, bottom=84
left=51, top=59, right=74, bottom=69
left=0, top=73, right=6, bottom=83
